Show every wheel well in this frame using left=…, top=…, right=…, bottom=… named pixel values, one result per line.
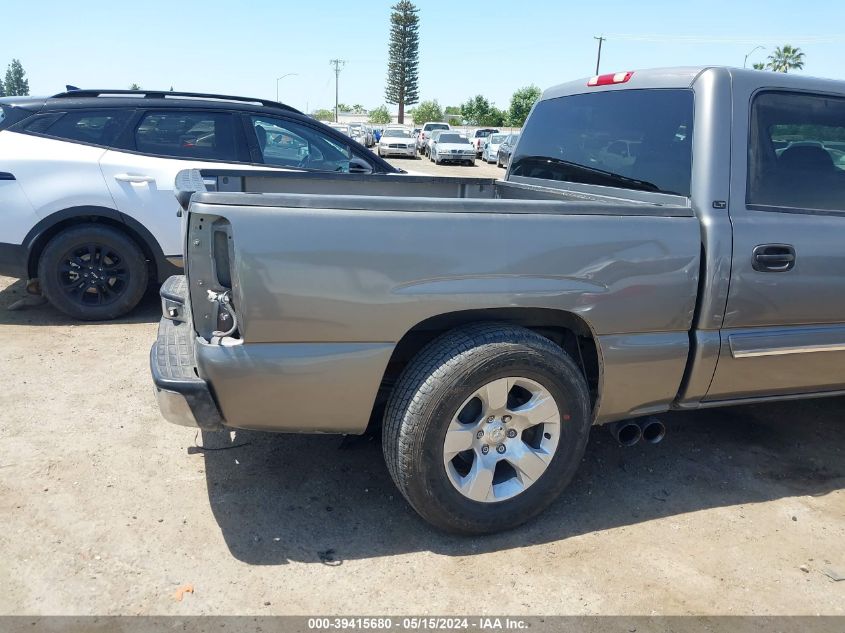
left=26, top=215, right=158, bottom=282
left=367, top=307, right=601, bottom=431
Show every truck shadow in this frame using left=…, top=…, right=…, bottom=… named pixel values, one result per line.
left=200, top=397, right=845, bottom=566
left=0, top=277, right=160, bottom=326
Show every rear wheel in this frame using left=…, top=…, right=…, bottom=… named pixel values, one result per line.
left=38, top=224, right=149, bottom=321
left=382, top=322, right=591, bottom=534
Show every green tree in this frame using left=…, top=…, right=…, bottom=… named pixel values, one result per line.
left=337, top=103, right=351, bottom=113
left=0, top=76, right=4, bottom=97
left=461, top=95, right=492, bottom=126
left=4, top=59, right=29, bottom=96
left=410, top=99, right=443, bottom=125
left=508, top=85, right=541, bottom=127
left=351, top=104, right=367, bottom=114
left=368, top=105, right=392, bottom=125
left=129, top=83, right=141, bottom=90
left=766, top=45, right=805, bottom=73
left=752, top=62, right=767, bottom=71
left=313, top=108, right=336, bottom=121
left=384, top=0, right=420, bottom=123
left=480, top=107, right=506, bottom=127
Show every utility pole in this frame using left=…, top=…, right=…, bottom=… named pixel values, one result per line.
left=744, top=45, right=765, bottom=68
left=593, top=35, right=606, bottom=75
left=329, top=59, right=346, bottom=122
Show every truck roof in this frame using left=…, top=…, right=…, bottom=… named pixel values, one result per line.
left=541, top=66, right=845, bottom=100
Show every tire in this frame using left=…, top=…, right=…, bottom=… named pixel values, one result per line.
left=38, top=224, right=149, bottom=321
left=382, top=322, right=591, bottom=534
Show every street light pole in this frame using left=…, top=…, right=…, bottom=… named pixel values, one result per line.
left=593, top=35, right=606, bottom=75
left=275, top=73, right=298, bottom=102
left=744, top=46, right=765, bottom=68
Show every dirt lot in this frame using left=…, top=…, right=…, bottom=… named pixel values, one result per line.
left=385, top=153, right=505, bottom=178
left=0, top=273, right=843, bottom=616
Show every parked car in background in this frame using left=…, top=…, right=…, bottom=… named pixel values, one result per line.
left=0, top=89, right=398, bottom=320
left=327, top=122, right=352, bottom=137
left=377, top=127, right=417, bottom=158
left=348, top=122, right=368, bottom=146
left=429, top=131, right=476, bottom=165
left=417, top=122, right=450, bottom=153
left=482, top=132, right=509, bottom=163
left=424, top=129, right=446, bottom=158
left=470, top=128, right=499, bottom=156
left=497, top=132, right=520, bottom=168
left=363, top=124, right=375, bottom=147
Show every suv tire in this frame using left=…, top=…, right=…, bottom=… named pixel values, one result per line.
left=38, top=225, right=149, bottom=321
left=382, top=322, right=591, bottom=534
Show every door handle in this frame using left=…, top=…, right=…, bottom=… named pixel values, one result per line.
left=114, top=173, right=156, bottom=184
left=752, top=244, right=796, bottom=272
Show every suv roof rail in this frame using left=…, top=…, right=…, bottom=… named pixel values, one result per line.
left=49, top=89, right=302, bottom=114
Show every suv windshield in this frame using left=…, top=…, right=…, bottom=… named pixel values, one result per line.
left=490, top=134, right=507, bottom=144
left=510, top=89, right=694, bottom=196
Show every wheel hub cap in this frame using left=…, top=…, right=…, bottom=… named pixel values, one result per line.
left=443, top=376, right=563, bottom=503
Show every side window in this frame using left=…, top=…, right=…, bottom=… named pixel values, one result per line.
left=134, top=111, right=236, bottom=161
left=25, top=110, right=131, bottom=146
left=749, top=91, right=845, bottom=211
left=250, top=115, right=354, bottom=172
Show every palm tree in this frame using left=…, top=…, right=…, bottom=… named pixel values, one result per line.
left=766, top=45, right=805, bottom=73
left=752, top=62, right=767, bottom=71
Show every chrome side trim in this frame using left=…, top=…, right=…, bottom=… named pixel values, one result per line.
left=729, top=327, right=845, bottom=359
left=733, top=343, right=845, bottom=358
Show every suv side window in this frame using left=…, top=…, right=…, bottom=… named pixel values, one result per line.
left=748, top=91, right=845, bottom=212
left=24, top=109, right=131, bottom=146
left=250, top=115, right=356, bottom=172
left=134, top=111, right=236, bottom=161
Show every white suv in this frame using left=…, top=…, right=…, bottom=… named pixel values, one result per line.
left=0, top=89, right=397, bottom=319
left=416, top=122, right=451, bottom=154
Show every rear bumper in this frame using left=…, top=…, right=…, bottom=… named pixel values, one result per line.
left=150, top=276, right=225, bottom=430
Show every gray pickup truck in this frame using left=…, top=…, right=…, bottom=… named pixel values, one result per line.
left=151, top=67, right=845, bottom=534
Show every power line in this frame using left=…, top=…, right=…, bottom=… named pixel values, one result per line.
left=329, top=59, right=346, bottom=122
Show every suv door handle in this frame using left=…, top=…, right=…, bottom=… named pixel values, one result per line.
left=114, top=173, right=156, bottom=184
left=752, top=244, right=796, bottom=272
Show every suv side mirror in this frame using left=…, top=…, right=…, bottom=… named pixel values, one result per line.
left=349, top=157, right=373, bottom=174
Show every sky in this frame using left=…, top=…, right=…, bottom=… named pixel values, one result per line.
left=3, top=0, right=845, bottom=114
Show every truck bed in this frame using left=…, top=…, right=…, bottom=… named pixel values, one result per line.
left=174, top=169, right=700, bottom=433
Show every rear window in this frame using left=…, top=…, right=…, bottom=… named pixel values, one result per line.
left=510, top=89, right=694, bottom=196
left=27, top=110, right=132, bottom=146
left=135, top=111, right=236, bottom=161
left=424, top=123, right=449, bottom=131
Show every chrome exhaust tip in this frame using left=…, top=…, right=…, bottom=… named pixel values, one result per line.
left=639, top=417, right=666, bottom=444
left=608, top=420, right=642, bottom=447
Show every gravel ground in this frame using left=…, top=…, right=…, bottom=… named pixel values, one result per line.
left=0, top=273, right=843, bottom=616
